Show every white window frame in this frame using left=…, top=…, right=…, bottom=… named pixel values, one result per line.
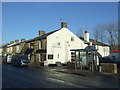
left=7, top=48, right=9, bottom=53
left=39, top=41, right=41, bottom=49
left=16, top=46, right=19, bottom=52
left=10, top=47, right=12, bottom=52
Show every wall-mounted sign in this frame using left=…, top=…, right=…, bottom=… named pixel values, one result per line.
left=52, top=42, right=61, bottom=48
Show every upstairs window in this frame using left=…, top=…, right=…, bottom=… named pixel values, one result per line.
left=41, top=41, right=43, bottom=49
left=39, top=41, right=41, bottom=49
left=30, top=42, right=34, bottom=48
left=16, top=46, right=19, bottom=52
left=10, top=47, right=12, bottom=52
left=71, top=37, right=74, bottom=42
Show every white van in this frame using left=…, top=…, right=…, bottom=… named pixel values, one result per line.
left=7, top=55, right=12, bottom=64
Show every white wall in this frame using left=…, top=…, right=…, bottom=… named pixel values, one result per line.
left=47, top=28, right=87, bottom=64
left=0, top=48, right=2, bottom=56
left=10, top=47, right=12, bottom=53
left=95, top=45, right=110, bottom=57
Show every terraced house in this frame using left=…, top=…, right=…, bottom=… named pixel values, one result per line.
left=19, top=22, right=110, bottom=67
left=1, top=22, right=110, bottom=68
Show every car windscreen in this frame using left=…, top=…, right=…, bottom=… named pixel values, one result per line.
left=8, top=56, right=12, bottom=58
left=18, top=56, right=28, bottom=59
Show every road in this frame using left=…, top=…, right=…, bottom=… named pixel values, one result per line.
left=2, top=64, right=119, bottom=88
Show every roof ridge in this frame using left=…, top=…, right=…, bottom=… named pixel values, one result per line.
left=79, top=36, right=109, bottom=46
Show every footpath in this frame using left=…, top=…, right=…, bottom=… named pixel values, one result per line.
left=30, top=65, right=119, bottom=83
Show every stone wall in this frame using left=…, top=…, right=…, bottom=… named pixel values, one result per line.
left=100, top=63, right=117, bottom=74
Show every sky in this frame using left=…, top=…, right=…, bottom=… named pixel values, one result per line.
left=2, top=2, right=118, bottom=45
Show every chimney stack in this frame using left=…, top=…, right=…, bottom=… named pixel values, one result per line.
left=10, top=41, right=14, bottom=44
left=61, top=22, right=67, bottom=28
left=15, top=39, right=19, bottom=43
left=21, top=39, right=25, bottom=42
left=39, top=31, right=46, bottom=36
left=84, top=31, right=89, bottom=42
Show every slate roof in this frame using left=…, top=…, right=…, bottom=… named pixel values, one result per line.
left=26, top=29, right=59, bottom=43
left=12, top=41, right=26, bottom=47
left=1, top=43, right=11, bottom=48
left=79, top=37, right=109, bottom=46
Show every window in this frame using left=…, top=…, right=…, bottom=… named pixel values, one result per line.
left=30, top=42, right=34, bottom=48
left=57, top=54, right=59, bottom=58
left=7, top=48, right=9, bottom=53
left=41, top=41, right=43, bottom=49
left=48, top=54, right=53, bottom=59
left=112, top=56, right=116, bottom=61
left=10, top=47, right=12, bottom=52
left=71, top=52, right=76, bottom=57
left=71, top=37, right=74, bottom=41
left=16, top=46, right=19, bottom=52
left=57, top=42, right=61, bottom=45
left=39, top=41, right=41, bottom=49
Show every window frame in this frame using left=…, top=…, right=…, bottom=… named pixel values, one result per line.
left=71, top=37, right=74, bottom=42
left=48, top=54, right=53, bottom=59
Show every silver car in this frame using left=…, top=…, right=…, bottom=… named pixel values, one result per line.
left=11, top=55, right=30, bottom=67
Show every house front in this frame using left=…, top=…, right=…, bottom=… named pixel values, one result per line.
left=7, top=40, right=19, bottom=55
left=20, top=22, right=88, bottom=66
left=12, top=39, right=26, bottom=55
left=80, top=37, right=110, bottom=58
left=46, top=22, right=87, bottom=65
left=18, top=22, right=110, bottom=67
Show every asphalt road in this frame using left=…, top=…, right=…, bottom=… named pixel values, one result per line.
left=2, top=64, right=119, bottom=88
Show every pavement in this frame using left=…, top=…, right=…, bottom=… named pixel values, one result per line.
left=2, top=64, right=119, bottom=88
left=29, top=65, right=119, bottom=82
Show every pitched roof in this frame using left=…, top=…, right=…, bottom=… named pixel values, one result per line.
left=12, top=41, right=25, bottom=47
left=26, top=29, right=59, bottom=43
left=1, top=43, right=11, bottom=48
left=79, top=37, right=109, bottom=46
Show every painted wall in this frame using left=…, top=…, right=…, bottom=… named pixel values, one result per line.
left=0, top=48, right=2, bottom=56
left=95, top=45, right=110, bottom=57
left=47, top=28, right=87, bottom=64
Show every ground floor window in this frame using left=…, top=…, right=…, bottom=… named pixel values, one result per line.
left=48, top=54, right=53, bottom=59
left=40, top=54, right=46, bottom=61
left=71, top=52, right=76, bottom=58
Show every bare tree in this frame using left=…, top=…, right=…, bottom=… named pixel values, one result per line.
left=93, top=24, right=105, bottom=43
left=76, top=26, right=84, bottom=37
left=113, top=21, right=118, bottom=45
left=105, top=22, right=118, bottom=45
left=93, top=26, right=99, bottom=41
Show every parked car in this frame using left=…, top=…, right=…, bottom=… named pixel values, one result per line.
left=2, top=56, right=7, bottom=64
left=11, top=55, right=30, bottom=67
left=6, top=55, right=13, bottom=64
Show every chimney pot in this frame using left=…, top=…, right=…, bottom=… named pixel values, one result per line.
left=21, top=39, right=25, bottom=42
left=85, top=31, right=88, bottom=33
left=15, top=40, right=19, bottom=43
left=10, top=41, right=14, bottom=44
left=61, top=22, right=67, bottom=28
